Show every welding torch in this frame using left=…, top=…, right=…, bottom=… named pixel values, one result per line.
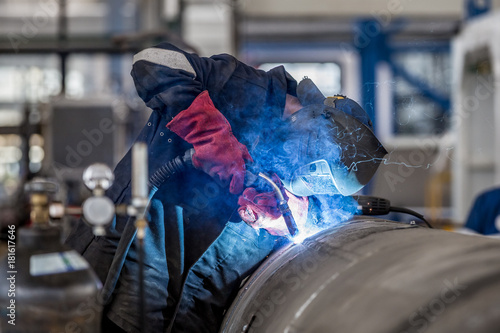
left=150, top=148, right=300, bottom=238
left=255, top=172, right=299, bottom=237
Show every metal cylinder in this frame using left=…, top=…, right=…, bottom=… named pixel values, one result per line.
left=0, top=226, right=102, bottom=332
left=220, top=218, right=500, bottom=333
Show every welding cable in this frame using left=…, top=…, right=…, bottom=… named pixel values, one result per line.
left=257, top=172, right=299, bottom=237
left=389, top=206, right=434, bottom=229
left=109, top=149, right=192, bottom=332
left=149, top=149, right=194, bottom=189
left=101, top=149, right=194, bottom=333
left=148, top=150, right=303, bottom=235
left=138, top=149, right=193, bottom=331
left=135, top=149, right=191, bottom=332
left=354, top=195, right=433, bottom=228
left=136, top=149, right=193, bottom=332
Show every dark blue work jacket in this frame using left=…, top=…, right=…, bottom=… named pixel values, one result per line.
left=465, top=188, right=500, bottom=235
left=65, top=42, right=297, bottom=332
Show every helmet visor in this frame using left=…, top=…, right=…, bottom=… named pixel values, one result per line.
left=288, top=157, right=381, bottom=197
left=284, top=105, right=387, bottom=197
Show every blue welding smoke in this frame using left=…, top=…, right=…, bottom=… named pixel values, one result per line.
left=239, top=106, right=363, bottom=243
left=235, top=71, right=396, bottom=242
left=292, top=194, right=360, bottom=244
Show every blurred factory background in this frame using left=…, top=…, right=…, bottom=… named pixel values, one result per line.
left=1, top=0, right=500, bottom=231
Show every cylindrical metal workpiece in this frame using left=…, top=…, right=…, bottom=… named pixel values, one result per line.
left=220, top=218, right=500, bottom=333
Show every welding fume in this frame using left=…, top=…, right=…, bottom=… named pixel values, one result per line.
left=60, top=42, right=387, bottom=333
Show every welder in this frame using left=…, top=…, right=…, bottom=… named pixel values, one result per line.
left=65, top=42, right=386, bottom=333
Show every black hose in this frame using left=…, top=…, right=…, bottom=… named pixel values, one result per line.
left=353, top=196, right=434, bottom=229
left=149, top=149, right=194, bottom=189
left=134, top=151, right=194, bottom=331
left=390, top=206, right=434, bottom=228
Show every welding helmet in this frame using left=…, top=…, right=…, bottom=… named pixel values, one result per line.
left=279, top=78, right=387, bottom=197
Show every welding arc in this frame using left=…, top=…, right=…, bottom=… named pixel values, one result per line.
left=257, top=172, right=299, bottom=237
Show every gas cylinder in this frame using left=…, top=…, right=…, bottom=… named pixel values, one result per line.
left=0, top=180, right=102, bottom=332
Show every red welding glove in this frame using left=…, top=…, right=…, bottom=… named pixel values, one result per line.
left=167, top=91, right=252, bottom=194
left=238, top=188, right=282, bottom=220
left=237, top=175, right=309, bottom=236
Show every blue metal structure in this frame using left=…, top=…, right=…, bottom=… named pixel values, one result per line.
left=355, top=20, right=388, bottom=134
left=355, top=19, right=451, bottom=135
left=465, top=0, right=491, bottom=20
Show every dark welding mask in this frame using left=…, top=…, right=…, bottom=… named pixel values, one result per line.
left=280, top=78, right=387, bottom=197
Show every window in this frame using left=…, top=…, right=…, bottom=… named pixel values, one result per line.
left=258, top=62, right=342, bottom=97
left=392, top=52, right=451, bottom=135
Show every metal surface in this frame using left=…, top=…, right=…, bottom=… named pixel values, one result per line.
left=220, top=217, right=500, bottom=333
left=0, top=226, right=102, bottom=332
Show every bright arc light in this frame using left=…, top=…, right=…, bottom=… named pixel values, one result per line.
left=292, top=232, right=308, bottom=244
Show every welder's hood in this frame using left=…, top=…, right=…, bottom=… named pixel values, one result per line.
left=281, top=78, right=387, bottom=196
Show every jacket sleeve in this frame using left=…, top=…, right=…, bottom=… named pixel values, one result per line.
left=130, top=42, right=241, bottom=120
left=131, top=43, right=203, bottom=117
left=170, top=221, right=281, bottom=332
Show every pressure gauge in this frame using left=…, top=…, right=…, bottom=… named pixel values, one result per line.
left=82, top=196, right=115, bottom=236
left=83, top=163, right=114, bottom=192
left=82, top=163, right=116, bottom=236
